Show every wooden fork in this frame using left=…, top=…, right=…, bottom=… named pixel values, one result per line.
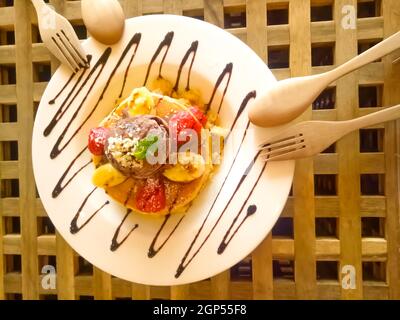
left=31, top=0, right=89, bottom=73
left=259, top=104, right=400, bottom=162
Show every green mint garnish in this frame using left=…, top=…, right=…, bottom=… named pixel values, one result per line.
left=133, top=135, right=159, bottom=160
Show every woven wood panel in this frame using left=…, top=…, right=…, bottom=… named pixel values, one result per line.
left=0, top=0, right=399, bottom=300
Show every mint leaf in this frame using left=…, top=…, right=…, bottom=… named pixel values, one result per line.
left=133, top=135, right=159, bottom=160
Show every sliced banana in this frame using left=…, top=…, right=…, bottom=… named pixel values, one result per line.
left=92, top=163, right=126, bottom=188
left=163, top=152, right=206, bottom=183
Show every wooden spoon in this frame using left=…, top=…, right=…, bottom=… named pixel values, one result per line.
left=81, top=0, right=125, bottom=45
left=248, top=30, right=400, bottom=127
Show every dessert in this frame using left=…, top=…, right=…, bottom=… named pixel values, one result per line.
left=88, top=79, right=224, bottom=216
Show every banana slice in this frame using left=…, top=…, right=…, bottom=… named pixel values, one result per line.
left=92, top=163, right=126, bottom=188
left=163, top=152, right=206, bottom=183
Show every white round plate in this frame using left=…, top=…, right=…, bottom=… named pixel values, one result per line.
left=32, top=15, right=294, bottom=286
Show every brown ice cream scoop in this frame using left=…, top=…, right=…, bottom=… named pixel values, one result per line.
left=105, top=115, right=169, bottom=178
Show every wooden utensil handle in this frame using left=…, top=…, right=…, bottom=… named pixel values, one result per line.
left=31, top=0, right=47, bottom=12
left=332, top=31, right=400, bottom=79
left=348, top=104, right=400, bottom=130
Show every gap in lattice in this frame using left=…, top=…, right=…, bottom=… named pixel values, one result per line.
left=33, top=62, right=51, bottom=82
left=360, top=128, right=384, bottom=153
left=311, top=1, right=333, bottom=22
left=316, top=261, right=338, bottom=280
left=314, top=174, right=337, bottom=196
left=313, top=87, right=336, bottom=110
left=267, top=2, right=289, bottom=26
left=3, top=216, right=20, bottom=234
left=360, top=174, right=385, bottom=196
left=272, top=217, right=294, bottom=238
left=362, top=261, right=386, bottom=282
left=316, top=218, right=337, bottom=237
left=268, top=46, right=289, bottom=69
left=362, top=217, right=385, bottom=237
left=37, top=216, right=56, bottom=235
left=0, top=141, right=18, bottom=160
left=183, top=9, right=204, bottom=21
left=358, top=39, right=383, bottom=62
left=1, top=179, right=19, bottom=197
left=358, top=0, right=382, bottom=18
left=0, top=64, right=16, bottom=84
left=312, top=43, right=335, bottom=66
left=273, top=260, right=295, bottom=280
left=224, top=5, right=246, bottom=29
left=5, top=254, right=21, bottom=273
left=73, top=24, right=88, bottom=40
left=1, top=104, right=17, bottom=123
left=230, top=258, right=252, bottom=281
left=359, top=85, right=383, bottom=108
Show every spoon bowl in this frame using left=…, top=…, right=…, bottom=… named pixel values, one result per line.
left=81, top=0, right=125, bottom=45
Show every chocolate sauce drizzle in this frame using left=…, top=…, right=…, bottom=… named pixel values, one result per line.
left=48, top=33, right=142, bottom=159
left=110, top=210, right=139, bottom=252
left=45, top=48, right=112, bottom=141
left=205, top=63, right=233, bottom=113
left=70, top=187, right=110, bottom=234
left=145, top=92, right=255, bottom=261
left=118, top=33, right=142, bottom=98
left=45, top=66, right=92, bottom=136
left=52, top=147, right=91, bottom=198
left=148, top=214, right=185, bottom=258
left=49, top=29, right=262, bottom=272
left=172, top=92, right=257, bottom=278
left=217, top=157, right=267, bottom=255
left=175, top=149, right=261, bottom=278
left=49, top=72, right=76, bottom=105
left=173, top=41, right=198, bottom=92
left=217, top=205, right=258, bottom=254
left=143, top=32, right=174, bottom=86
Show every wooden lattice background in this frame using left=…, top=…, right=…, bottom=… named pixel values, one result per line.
left=0, top=0, right=399, bottom=300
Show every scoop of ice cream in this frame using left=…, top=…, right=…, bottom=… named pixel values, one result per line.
left=105, top=115, right=168, bottom=178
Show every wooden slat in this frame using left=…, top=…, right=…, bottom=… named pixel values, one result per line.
left=204, top=0, right=224, bottom=28
left=45, top=0, right=77, bottom=301
left=0, top=161, right=19, bottom=179
left=335, top=0, right=363, bottom=299
left=163, top=0, right=183, bottom=14
left=0, top=123, right=18, bottom=141
left=1, top=0, right=398, bottom=301
left=0, top=173, right=4, bottom=299
left=123, top=0, right=143, bottom=17
left=2, top=272, right=390, bottom=300
left=15, top=0, right=39, bottom=300
left=290, top=0, right=317, bottom=299
left=252, top=234, right=273, bottom=299
left=170, top=285, right=190, bottom=300
left=0, top=85, right=16, bottom=104
left=246, top=0, right=272, bottom=300
left=210, top=271, right=231, bottom=299
left=93, top=267, right=112, bottom=300
left=0, top=6, right=15, bottom=28
left=382, top=0, right=400, bottom=300
left=131, top=283, right=151, bottom=300
left=55, top=232, right=76, bottom=300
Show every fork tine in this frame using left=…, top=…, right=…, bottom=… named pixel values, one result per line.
left=262, top=146, right=307, bottom=162
left=259, top=135, right=304, bottom=152
left=60, top=30, right=89, bottom=68
left=51, top=37, right=77, bottom=73
left=56, top=33, right=81, bottom=71
left=261, top=142, right=306, bottom=158
left=259, top=135, right=298, bottom=149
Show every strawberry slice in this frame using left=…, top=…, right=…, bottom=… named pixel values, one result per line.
left=136, top=178, right=166, bottom=213
left=169, top=107, right=207, bottom=141
left=88, top=127, right=109, bottom=156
